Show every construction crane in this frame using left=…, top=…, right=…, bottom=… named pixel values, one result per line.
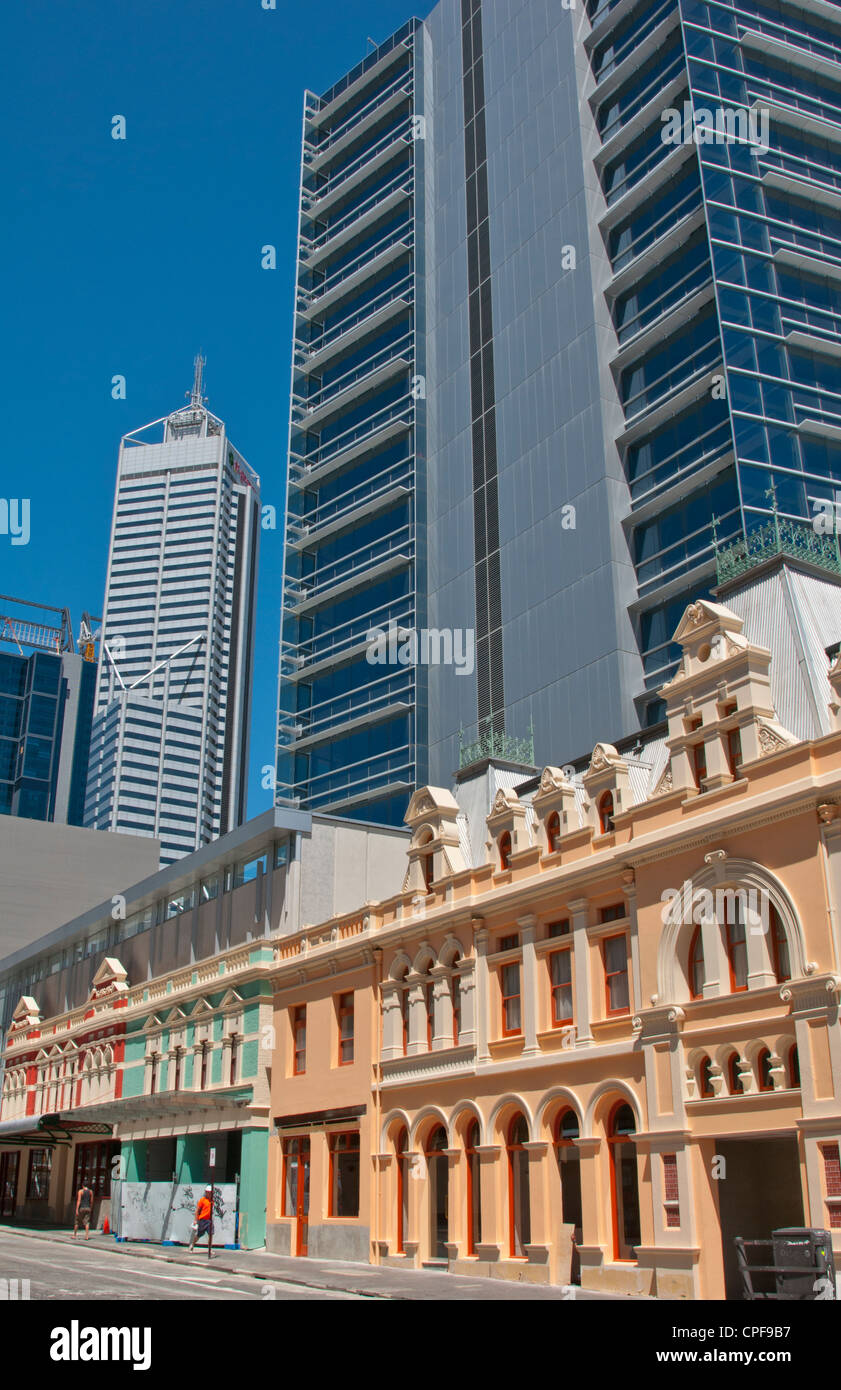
left=0, top=594, right=74, bottom=656
left=78, top=612, right=101, bottom=663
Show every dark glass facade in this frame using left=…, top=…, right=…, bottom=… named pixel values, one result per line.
left=0, top=651, right=95, bottom=825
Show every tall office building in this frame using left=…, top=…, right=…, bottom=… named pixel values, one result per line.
left=0, top=596, right=96, bottom=825
left=86, top=362, right=260, bottom=865
left=277, top=0, right=841, bottom=826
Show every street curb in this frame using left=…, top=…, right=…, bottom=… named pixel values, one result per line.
left=1, top=1226, right=593, bottom=1300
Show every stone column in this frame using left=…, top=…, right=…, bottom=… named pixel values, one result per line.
left=622, top=871, right=642, bottom=1013
left=475, top=1145, right=502, bottom=1263
left=457, top=961, right=477, bottom=1048
left=518, top=914, right=540, bottom=1057
left=380, top=982, right=404, bottom=1061
left=569, top=898, right=592, bottom=1046
left=430, top=966, right=451, bottom=1051
left=406, top=973, right=427, bottom=1056
left=474, top=923, right=491, bottom=1063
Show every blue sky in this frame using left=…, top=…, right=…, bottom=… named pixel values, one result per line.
left=0, top=0, right=424, bottom=816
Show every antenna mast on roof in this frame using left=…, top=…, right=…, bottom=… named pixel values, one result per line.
left=188, top=352, right=206, bottom=407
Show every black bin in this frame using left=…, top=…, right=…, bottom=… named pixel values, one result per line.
left=772, top=1228, right=836, bottom=1300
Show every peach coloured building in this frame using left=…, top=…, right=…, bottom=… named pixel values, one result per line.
left=267, top=594, right=841, bottom=1298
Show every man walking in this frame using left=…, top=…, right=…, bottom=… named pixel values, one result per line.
left=73, top=1181, right=94, bottom=1240
left=188, top=1186, right=213, bottom=1251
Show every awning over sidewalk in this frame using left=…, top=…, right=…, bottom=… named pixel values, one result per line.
left=70, top=1085, right=256, bottom=1125
left=0, top=1114, right=113, bottom=1147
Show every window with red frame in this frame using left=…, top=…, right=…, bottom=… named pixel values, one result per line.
left=550, top=948, right=573, bottom=1026
left=770, top=906, right=791, bottom=984
left=725, top=905, right=748, bottom=992
left=501, top=962, right=521, bottom=1035
left=546, top=811, right=561, bottom=853
left=507, top=1114, right=531, bottom=1257
left=603, top=934, right=630, bottom=1015
left=465, top=1118, right=482, bottom=1255
left=72, top=1141, right=118, bottom=1199
left=699, top=1055, right=715, bottom=1098
left=292, top=1005, right=306, bottom=1075
left=338, top=992, right=354, bottom=1065
left=498, top=832, right=512, bottom=870
left=452, top=972, right=461, bottom=1045
left=692, top=741, right=707, bottom=791
left=688, top=925, right=705, bottom=1000
left=26, top=1148, right=52, bottom=1202
left=396, top=1127, right=409, bottom=1253
left=229, top=1033, right=239, bottom=1086
left=422, top=848, right=434, bottom=891
left=757, top=1047, right=774, bottom=1092
left=608, top=1102, right=641, bottom=1261
left=728, top=1053, right=743, bottom=1094
left=400, top=987, right=410, bottom=1055
left=425, top=981, right=435, bottom=1049
left=820, top=1143, right=841, bottom=1229
left=329, top=1131, right=360, bottom=1218
left=788, top=1044, right=800, bottom=1089
left=598, top=791, right=615, bottom=834
left=726, top=726, right=742, bottom=777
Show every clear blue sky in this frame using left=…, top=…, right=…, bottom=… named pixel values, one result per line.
left=0, top=0, right=424, bottom=817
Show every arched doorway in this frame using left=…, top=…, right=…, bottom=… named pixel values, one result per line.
left=608, top=1102, right=640, bottom=1261
left=426, top=1124, right=449, bottom=1260
left=395, top=1127, right=409, bottom=1254
left=507, top=1114, right=531, bottom=1258
left=465, top=1118, right=481, bottom=1256
left=554, top=1109, right=582, bottom=1284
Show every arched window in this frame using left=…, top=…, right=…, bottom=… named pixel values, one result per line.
left=419, top=835, right=434, bottom=892
left=451, top=971, right=461, bottom=1046
left=400, top=987, right=410, bottom=1057
left=688, top=925, right=705, bottom=1000
left=608, top=1102, right=640, bottom=1262
left=396, top=1127, right=409, bottom=1255
left=724, top=900, right=748, bottom=992
left=546, top=812, right=561, bottom=854
left=425, top=982, right=435, bottom=1050
left=598, top=791, right=615, bottom=835
left=425, top=1125, right=449, bottom=1260
left=788, top=1044, right=800, bottom=1089
left=699, top=1056, right=715, bottom=1098
left=728, top=1053, right=743, bottom=1095
left=507, top=1114, right=531, bottom=1258
left=554, top=1109, right=582, bottom=1283
left=770, top=906, right=791, bottom=984
left=498, top=832, right=512, bottom=871
left=465, top=1119, right=481, bottom=1256
left=757, top=1047, right=774, bottom=1092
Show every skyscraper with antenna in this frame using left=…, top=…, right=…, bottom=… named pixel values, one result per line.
left=85, top=359, right=260, bottom=865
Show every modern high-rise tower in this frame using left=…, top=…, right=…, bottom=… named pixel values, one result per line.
left=277, top=0, right=841, bottom=827
left=86, top=361, right=260, bottom=865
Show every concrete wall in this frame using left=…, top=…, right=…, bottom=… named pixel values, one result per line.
left=0, top=817, right=160, bottom=960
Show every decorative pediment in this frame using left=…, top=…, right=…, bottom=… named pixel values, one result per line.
left=89, top=957, right=129, bottom=1001
left=163, top=1006, right=188, bottom=1025
left=586, top=743, right=625, bottom=776
left=404, top=786, right=460, bottom=828
left=490, top=787, right=520, bottom=817
left=190, top=997, right=214, bottom=1017
left=9, top=996, right=40, bottom=1035
left=672, top=600, right=743, bottom=644
left=651, top=762, right=674, bottom=798
left=757, top=719, right=798, bottom=755
left=142, top=1013, right=165, bottom=1033
left=218, top=988, right=244, bottom=1010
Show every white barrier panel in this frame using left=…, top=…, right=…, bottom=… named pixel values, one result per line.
left=112, top=1180, right=237, bottom=1245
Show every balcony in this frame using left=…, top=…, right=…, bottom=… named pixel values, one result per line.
left=283, top=529, right=414, bottom=614
left=300, top=181, right=413, bottom=271
left=302, top=123, right=413, bottom=221
left=297, top=234, right=412, bottom=320
left=599, top=141, right=695, bottom=233
left=289, top=398, right=414, bottom=486
left=295, top=286, right=412, bottom=373
left=380, top=1044, right=477, bottom=1087
left=304, top=74, right=413, bottom=173
left=292, top=330, right=413, bottom=429
left=287, top=463, right=413, bottom=549
left=305, top=37, right=413, bottom=132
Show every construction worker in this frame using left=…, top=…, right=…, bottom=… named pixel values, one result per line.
left=188, top=1186, right=213, bottom=1251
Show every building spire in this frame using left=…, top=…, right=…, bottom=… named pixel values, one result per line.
left=189, top=352, right=206, bottom=407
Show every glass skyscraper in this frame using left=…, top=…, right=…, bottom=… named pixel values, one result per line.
left=277, top=0, right=841, bottom=826
left=85, top=366, right=260, bottom=865
left=0, top=598, right=95, bottom=826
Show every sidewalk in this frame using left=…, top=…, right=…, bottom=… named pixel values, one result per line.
left=2, top=1222, right=634, bottom=1300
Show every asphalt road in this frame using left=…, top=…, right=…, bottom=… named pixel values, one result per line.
left=0, top=1230, right=367, bottom=1301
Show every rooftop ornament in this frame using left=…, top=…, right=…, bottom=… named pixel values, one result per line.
left=712, top=484, right=841, bottom=586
